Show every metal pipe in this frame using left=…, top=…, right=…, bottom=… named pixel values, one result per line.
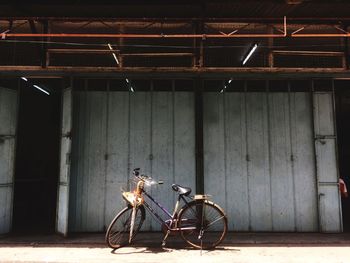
left=292, top=34, right=350, bottom=37
left=4, top=33, right=287, bottom=38
left=2, top=17, right=350, bottom=22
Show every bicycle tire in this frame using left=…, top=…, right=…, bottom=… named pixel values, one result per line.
left=105, top=205, right=145, bottom=249
left=178, top=200, right=227, bottom=249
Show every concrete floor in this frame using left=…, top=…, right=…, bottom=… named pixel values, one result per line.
left=0, top=233, right=350, bottom=263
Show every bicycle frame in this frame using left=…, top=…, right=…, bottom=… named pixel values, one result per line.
left=141, top=188, right=192, bottom=232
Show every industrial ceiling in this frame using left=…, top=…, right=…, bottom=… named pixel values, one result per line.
left=0, top=0, right=350, bottom=77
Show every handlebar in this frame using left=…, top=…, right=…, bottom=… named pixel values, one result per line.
left=132, top=168, right=163, bottom=185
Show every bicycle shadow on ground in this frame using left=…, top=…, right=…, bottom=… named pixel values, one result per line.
left=110, top=242, right=240, bottom=255
left=111, top=247, right=241, bottom=255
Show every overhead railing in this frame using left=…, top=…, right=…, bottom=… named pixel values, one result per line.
left=3, top=17, right=350, bottom=39
left=2, top=17, right=286, bottom=39
left=0, top=17, right=348, bottom=70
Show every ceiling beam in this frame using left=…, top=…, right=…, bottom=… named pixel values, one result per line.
left=0, top=66, right=349, bottom=79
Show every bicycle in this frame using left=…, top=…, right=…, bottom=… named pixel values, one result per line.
left=105, top=168, right=228, bottom=250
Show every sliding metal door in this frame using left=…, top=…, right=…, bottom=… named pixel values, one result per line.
left=204, top=89, right=318, bottom=231
left=69, top=81, right=195, bottom=232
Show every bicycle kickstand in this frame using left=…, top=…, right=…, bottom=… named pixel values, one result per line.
left=198, top=229, right=204, bottom=256
left=161, top=229, right=171, bottom=247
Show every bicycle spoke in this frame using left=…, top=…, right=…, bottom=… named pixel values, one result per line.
left=205, top=215, right=225, bottom=228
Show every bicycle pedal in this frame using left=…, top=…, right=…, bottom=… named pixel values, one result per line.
left=161, top=241, right=166, bottom=247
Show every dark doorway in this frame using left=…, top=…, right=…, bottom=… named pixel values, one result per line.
left=13, top=78, right=61, bottom=234
left=335, top=80, right=350, bottom=232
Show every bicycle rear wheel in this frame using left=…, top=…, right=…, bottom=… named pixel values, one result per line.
left=105, top=205, right=145, bottom=249
left=178, top=200, right=227, bottom=249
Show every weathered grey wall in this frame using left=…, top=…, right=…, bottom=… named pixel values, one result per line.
left=203, top=92, right=319, bottom=232
left=67, top=86, right=341, bottom=233
left=69, top=90, right=195, bottom=232
left=0, top=87, right=17, bottom=234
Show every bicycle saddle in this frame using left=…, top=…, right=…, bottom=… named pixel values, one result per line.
left=171, top=184, right=191, bottom=196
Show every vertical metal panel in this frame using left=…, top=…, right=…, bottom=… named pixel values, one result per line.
left=129, top=92, right=152, bottom=230
left=313, top=92, right=342, bottom=232
left=105, top=91, right=130, bottom=227
left=223, top=93, right=249, bottom=231
left=70, top=91, right=107, bottom=232
left=290, top=92, right=318, bottom=231
left=319, top=184, right=342, bottom=232
left=268, top=93, right=295, bottom=231
left=0, top=88, right=17, bottom=135
left=69, top=91, right=85, bottom=231
left=174, top=92, right=196, bottom=198
left=203, top=92, right=226, bottom=217
left=57, top=88, right=72, bottom=236
left=84, top=91, right=107, bottom=231
left=246, top=92, right=272, bottom=231
left=314, top=93, right=337, bottom=183
left=313, top=93, right=335, bottom=136
left=57, top=184, right=69, bottom=234
left=129, top=92, right=152, bottom=176
left=315, top=139, right=338, bottom=183
left=151, top=92, right=174, bottom=231
left=0, top=87, right=17, bottom=234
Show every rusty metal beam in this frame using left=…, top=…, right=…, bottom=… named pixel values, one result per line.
left=2, top=17, right=350, bottom=23
left=47, top=48, right=119, bottom=54
left=0, top=66, right=347, bottom=74
left=3, top=33, right=287, bottom=38
left=119, top=53, right=194, bottom=57
left=272, top=50, right=345, bottom=56
left=1, top=66, right=350, bottom=79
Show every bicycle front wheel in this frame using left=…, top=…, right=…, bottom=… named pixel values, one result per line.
left=105, top=205, right=145, bottom=249
left=178, top=200, right=227, bottom=249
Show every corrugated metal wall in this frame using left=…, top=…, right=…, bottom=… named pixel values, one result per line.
left=69, top=86, right=195, bottom=231
left=65, top=79, right=342, bottom=233
left=0, top=87, right=17, bottom=234
left=203, top=91, right=319, bottom=231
